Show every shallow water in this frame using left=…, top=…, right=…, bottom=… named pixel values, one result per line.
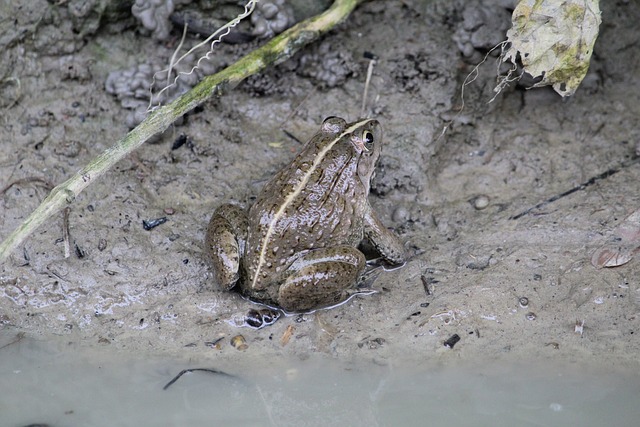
left=2, top=333, right=638, bottom=427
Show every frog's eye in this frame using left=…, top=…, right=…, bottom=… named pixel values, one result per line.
left=362, top=130, right=374, bottom=151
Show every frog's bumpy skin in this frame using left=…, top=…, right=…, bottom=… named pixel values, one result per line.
left=251, top=0, right=294, bottom=39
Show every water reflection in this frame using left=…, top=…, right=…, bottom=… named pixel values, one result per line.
left=1, top=333, right=639, bottom=427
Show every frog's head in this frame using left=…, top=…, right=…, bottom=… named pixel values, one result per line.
left=320, top=116, right=382, bottom=188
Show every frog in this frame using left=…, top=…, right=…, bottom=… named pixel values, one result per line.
left=205, top=116, right=406, bottom=312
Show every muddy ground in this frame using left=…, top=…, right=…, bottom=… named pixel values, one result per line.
left=1, top=0, right=639, bottom=372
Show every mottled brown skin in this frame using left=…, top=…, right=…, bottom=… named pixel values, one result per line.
left=205, top=117, right=405, bottom=312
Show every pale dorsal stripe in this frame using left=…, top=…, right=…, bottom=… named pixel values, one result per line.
left=251, top=118, right=373, bottom=289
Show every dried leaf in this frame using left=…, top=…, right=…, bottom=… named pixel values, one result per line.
left=591, top=209, right=640, bottom=268
left=502, top=0, right=601, bottom=97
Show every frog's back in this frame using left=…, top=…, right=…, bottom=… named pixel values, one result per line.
left=244, top=138, right=368, bottom=291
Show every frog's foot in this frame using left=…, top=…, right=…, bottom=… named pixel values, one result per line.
left=277, top=246, right=366, bottom=312
left=205, top=204, right=248, bottom=290
left=358, top=264, right=384, bottom=288
left=365, top=257, right=407, bottom=272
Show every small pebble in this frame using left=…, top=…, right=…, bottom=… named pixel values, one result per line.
left=231, top=335, right=248, bottom=351
left=519, top=297, right=529, bottom=307
left=525, top=312, right=537, bottom=321
left=472, top=195, right=490, bottom=210
left=74, top=243, right=85, bottom=258
left=142, top=217, right=168, bottom=230
left=443, top=334, right=461, bottom=349
left=392, top=206, right=409, bottom=222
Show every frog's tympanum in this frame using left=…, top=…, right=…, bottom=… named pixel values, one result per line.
left=205, top=117, right=406, bottom=312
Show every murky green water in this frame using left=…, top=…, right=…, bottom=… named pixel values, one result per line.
left=1, top=334, right=638, bottom=427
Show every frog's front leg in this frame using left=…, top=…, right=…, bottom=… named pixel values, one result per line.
left=205, top=204, right=248, bottom=290
left=277, top=246, right=366, bottom=312
left=364, top=208, right=406, bottom=265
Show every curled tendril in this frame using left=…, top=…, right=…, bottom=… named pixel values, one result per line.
left=148, top=0, right=259, bottom=111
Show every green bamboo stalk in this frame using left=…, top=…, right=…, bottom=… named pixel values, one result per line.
left=0, top=0, right=365, bottom=262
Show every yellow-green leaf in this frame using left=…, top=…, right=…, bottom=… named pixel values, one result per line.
left=502, top=0, right=601, bottom=97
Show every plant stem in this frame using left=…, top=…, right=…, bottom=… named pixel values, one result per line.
left=0, top=0, right=365, bottom=262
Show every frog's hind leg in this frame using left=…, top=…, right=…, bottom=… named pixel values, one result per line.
left=205, top=204, right=248, bottom=290
left=278, top=246, right=366, bottom=312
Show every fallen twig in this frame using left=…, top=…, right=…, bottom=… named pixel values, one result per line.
left=510, top=155, right=640, bottom=220
left=163, top=368, right=234, bottom=390
left=62, top=207, right=71, bottom=258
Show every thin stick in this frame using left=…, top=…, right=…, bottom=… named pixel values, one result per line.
left=0, top=0, right=365, bottom=262
left=166, top=21, right=190, bottom=90
left=162, top=368, right=234, bottom=390
left=0, top=332, right=25, bottom=350
left=361, top=57, right=376, bottom=118
left=510, top=155, right=640, bottom=220
left=1, top=177, right=53, bottom=195
left=62, top=207, right=71, bottom=258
